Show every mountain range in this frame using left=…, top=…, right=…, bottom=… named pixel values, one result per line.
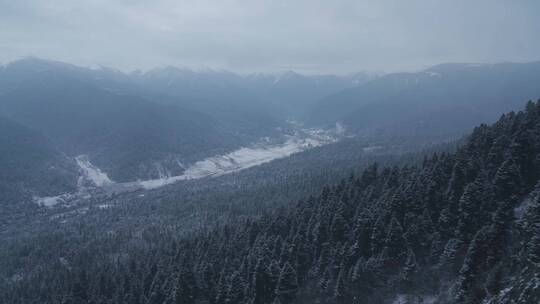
left=309, top=62, right=540, bottom=140
left=1, top=58, right=540, bottom=204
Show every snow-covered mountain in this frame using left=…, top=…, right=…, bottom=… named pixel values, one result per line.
left=308, top=61, right=540, bottom=140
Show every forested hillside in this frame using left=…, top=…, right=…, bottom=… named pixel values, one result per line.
left=3, top=59, right=540, bottom=202
left=0, top=58, right=366, bottom=190
left=0, top=71, right=248, bottom=182
left=0, top=117, right=77, bottom=206
left=2, top=101, right=539, bottom=303
left=309, top=62, right=540, bottom=141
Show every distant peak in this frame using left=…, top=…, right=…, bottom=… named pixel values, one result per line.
left=272, top=70, right=305, bottom=84
left=8, top=56, right=71, bottom=67
left=4, top=57, right=82, bottom=75
left=425, top=62, right=496, bottom=73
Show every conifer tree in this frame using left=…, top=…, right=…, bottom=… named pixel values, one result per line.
left=527, top=226, right=540, bottom=265
left=330, top=208, right=348, bottom=243
left=275, top=262, right=298, bottom=304
left=384, top=216, right=407, bottom=261
left=456, top=175, right=490, bottom=241
left=494, top=158, right=522, bottom=200
left=252, top=259, right=272, bottom=304
left=226, top=271, right=246, bottom=304
left=334, top=268, right=348, bottom=303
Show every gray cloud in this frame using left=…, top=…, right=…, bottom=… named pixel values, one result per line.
left=1, top=0, right=539, bottom=74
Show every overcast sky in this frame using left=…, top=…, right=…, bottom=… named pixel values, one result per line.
left=1, top=0, right=539, bottom=74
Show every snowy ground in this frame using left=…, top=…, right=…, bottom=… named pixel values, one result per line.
left=140, top=128, right=338, bottom=189
left=76, top=155, right=113, bottom=187
left=34, top=194, right=68, bottom=207
left=34, top=125, right=343, bottom=206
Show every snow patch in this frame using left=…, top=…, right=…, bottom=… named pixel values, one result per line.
left=335, top=122, right=346, bottom=135
left=140, top=128, right=338, bottom=190
left=34, top=195, right=65, bottom=207
left=393, top=295, right=407, bottom=304
left=9, top=274, right=23, bottom=283
left=514, top=197, right=531, bottom=219
left=35, top=125, right=344, bottom=203
left=363, top=145, right=383, bottom=153
left=76, top=155, right=113, bottom=187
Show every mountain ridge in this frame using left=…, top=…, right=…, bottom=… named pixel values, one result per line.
left=308, top=61, right=540, bottom=141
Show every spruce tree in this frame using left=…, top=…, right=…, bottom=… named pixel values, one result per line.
left=275, top=262, right=298, bottom=304
left=494, top=158, right=522, bottom=200
left=252, top=259, right=272, bottom=304
left=225, top=271, right=246, bottom=303
left=333, top=268, right=348, bottom=303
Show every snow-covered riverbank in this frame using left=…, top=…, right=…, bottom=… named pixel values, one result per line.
left=140, top=130, right=336, bottom=189
left=35, top=126, right=343, bottom=206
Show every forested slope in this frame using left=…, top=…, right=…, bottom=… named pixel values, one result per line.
left=0, top=74, right=246, bottom=182
left=2, top=101, right=540, bottom=303
left=309, top=62, right=540, bottom=141
left=0, top=117, right=77, bottom=206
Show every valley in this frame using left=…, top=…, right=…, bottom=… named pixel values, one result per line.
left=2, top=59, right=540, bottom=304
left=34, top=124, right=345, bottom=207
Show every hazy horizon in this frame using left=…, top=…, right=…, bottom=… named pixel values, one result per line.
left=4, top=56, right=540, bottom=77
left=1, top=0, right=539, bottom=74
left=3, top=3, right=540, bottom=303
